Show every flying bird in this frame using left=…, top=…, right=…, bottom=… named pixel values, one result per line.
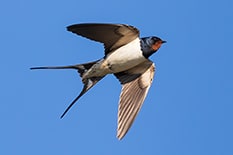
left=31, top=23, right=166, bottom=140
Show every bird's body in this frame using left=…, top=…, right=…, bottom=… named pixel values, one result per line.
left=31, top=23, right=166, bottom=140
left=83, top=38, right=146, bottom=78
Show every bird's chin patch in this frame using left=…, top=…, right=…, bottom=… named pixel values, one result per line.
left=151, top=41, right=162, bottom=51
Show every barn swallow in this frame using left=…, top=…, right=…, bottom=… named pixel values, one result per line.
left=31, top=23, right=166, bottom=140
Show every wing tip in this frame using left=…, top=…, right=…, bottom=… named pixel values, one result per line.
left=117, top=132, right=124, bottom=140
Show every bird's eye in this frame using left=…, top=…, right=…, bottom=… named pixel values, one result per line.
left=152, top=37, right=159, bottom=42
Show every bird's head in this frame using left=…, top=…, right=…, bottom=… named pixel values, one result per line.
left=141, top=36, right=166, bottom=58
left=149, top=36, right=166, bottom=51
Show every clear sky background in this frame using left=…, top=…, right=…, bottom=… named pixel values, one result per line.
left=1, top=0, right=233, bottom=154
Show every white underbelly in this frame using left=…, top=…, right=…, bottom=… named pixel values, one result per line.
left=105, top=38, right=146, bottom=72
left=83, top=38, right=147, bottom=78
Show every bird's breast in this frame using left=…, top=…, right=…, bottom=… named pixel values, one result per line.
left=82, top=38, right=147, bottom=79
left=104, top=38, right=147, bottom=73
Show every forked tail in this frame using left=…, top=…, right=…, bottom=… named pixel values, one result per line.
left=31, top=60, right=105, bottom=118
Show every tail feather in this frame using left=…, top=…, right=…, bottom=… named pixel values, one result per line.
left=30, top=60, right=99, bottom=78
left=60, top=76, right=104, bottom=118
left=31, top=60, right=105, bottom=118
left=30, top=66, right=77, bottom=70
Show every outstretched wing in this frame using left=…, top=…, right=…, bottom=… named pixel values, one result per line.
left=114, top=60, right=155, bottom=140
left=67, top=23, right=139, bottom=55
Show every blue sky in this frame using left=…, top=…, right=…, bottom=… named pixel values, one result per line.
left=1, top=0, right=233, bottom=154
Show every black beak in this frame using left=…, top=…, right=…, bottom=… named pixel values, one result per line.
left=162, top=40, right=167, bottom=43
